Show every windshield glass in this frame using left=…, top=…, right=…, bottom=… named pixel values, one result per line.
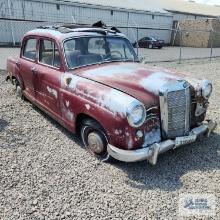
left=64, top=36, right=138, bottom=69
left=149, top=37, right=157, bottom=41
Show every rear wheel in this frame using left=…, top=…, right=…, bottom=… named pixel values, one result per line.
left=80, top=118, right=111, bottom=162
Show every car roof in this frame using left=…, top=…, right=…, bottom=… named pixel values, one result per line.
left=24, top=24, right=126, bottom=42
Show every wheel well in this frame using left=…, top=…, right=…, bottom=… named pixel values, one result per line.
left=11, top=76, right=22, bottom=88
left=75, top=113, right=105, bottom=135
left=11, top=76, right=17, bottom=85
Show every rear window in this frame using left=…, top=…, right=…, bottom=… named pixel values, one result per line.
left=23, top=38, right=37, bottom=60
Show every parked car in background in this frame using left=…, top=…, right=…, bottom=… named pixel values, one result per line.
left=133, top=36, right=165, bottom=49
left=6, top=23, right=217, bottom=165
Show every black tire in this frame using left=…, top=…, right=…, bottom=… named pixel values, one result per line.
left=80, top=118, right=111, bottom=162
left=158, top=46, right=163, bottom=49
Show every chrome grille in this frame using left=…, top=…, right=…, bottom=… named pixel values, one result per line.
left=167, top=90, right=188, bottom=137
left=159, top=81, right=190, bottom=139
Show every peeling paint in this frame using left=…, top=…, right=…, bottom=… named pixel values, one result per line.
left=140, top=72, right=180, bottom=95
left=85, top=104, right=91, bottom=110
left=66, top=100, right=70, bottom=108
left=62, top=73, right=137, bottom=117
left=66, top=111, right=74, bottom=121
left=82, top=63, right=144, bottom=77
left=47, top=86, right=58, bottom=99
left=99, top=89, right=135, bottom=117
left=128, top=137, right=133, bottom=149
left=115, top=129, right=122, bottom=135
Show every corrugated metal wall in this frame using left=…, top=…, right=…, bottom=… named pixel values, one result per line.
left=0, top=0, right=173, bottom=44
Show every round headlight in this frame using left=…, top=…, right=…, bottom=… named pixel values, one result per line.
left=201, top=80, right=212, bottom=99
left=127, top=101, right=146, bottom=128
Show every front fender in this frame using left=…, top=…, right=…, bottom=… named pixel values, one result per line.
left=60, top=73, right=144, bottom=150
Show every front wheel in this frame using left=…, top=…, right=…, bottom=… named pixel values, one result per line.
left=80, top=119, right=111, bottom=162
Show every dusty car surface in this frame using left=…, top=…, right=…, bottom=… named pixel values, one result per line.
left=6, top=23, right=217, bottom=165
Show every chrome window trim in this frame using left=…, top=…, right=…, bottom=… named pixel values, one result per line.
left=37, top=61, right=61, bottom=70
left=21, top=56, right=36, bottom=63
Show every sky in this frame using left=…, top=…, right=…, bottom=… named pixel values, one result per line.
left=194, top=0, right=220, bottom=5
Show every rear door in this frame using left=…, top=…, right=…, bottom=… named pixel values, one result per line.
left=34, top=38, right=62, bottom=116
left=20, top=37, right=38, bottom=98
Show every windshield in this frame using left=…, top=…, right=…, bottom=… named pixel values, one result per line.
left=149, top=37, right=157, bottom=41
left=64, top=36, right=138, bottom=69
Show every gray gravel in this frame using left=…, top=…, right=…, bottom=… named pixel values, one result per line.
left=0, top=58, right=220, bottom=219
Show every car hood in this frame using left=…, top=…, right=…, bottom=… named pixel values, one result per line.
left=72, top=62, right=189, bottom=107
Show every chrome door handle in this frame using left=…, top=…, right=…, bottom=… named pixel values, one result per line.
left=31, top=67, right=37, bottom=73
left=16, top=60, right=20, bottom=66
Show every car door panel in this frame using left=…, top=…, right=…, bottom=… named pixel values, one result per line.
left=34, top=65, right=61, bottom=115
left=34, top=38, right=62, bottom=116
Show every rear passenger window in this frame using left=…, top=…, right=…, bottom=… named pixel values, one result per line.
left=39, top=39, right=61, bottom=68
left=23, top=38, right=37, bottom=60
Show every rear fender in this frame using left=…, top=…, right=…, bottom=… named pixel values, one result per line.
left=7, top=58, right=24, bottom=89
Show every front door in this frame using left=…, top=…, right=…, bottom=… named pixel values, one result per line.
left=34, top=38, right=62, bottom=116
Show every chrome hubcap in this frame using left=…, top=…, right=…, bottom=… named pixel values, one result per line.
left=87, top=132, right=104, bottom=154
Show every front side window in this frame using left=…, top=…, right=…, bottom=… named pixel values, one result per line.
left=64, top=36, right=138, bottom=69
left=23, top=38, right=37, bottom=60
left=39, top=39, right=61, bottom=68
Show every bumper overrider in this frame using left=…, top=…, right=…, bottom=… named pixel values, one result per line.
left=107, top=120, right=217, bottom=165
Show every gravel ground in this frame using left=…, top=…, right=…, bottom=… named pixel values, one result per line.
left=0, top=58, right=220, bottom=220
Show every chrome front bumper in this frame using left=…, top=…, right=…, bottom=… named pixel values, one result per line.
left=107, top=120, right=217, bottom=165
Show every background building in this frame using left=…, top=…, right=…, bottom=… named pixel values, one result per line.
left=0, top=0, right=220, bottom=45
left=162, top=0, right=220, bottom=20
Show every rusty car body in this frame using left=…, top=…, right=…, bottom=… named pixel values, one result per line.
left=6, top=23, right=217, bottom=165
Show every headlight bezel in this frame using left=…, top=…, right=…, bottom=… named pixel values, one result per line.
left=126, top=101, right=146, bottom=128
left=201, top=80, right=213, bottom=99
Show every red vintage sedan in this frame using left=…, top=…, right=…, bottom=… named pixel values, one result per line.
left=6, top=24, right=217, bottom=165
